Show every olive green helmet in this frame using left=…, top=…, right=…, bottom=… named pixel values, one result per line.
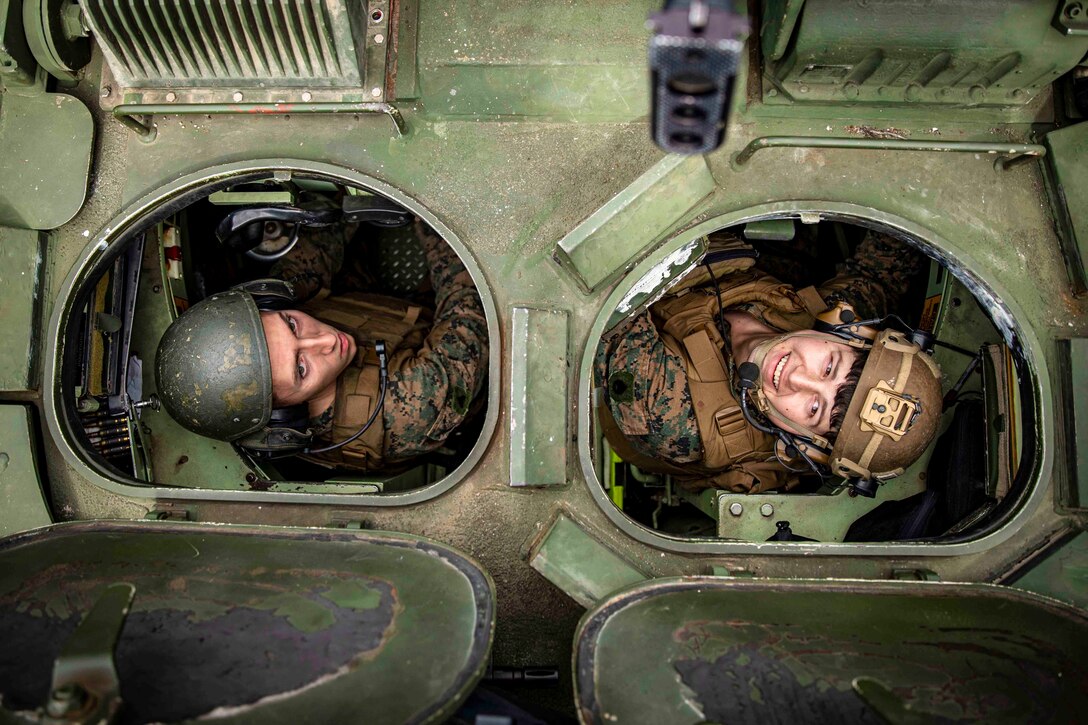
left=155, top=288, right=273, bottom=441
left=828, top=329, right=943, bottom=484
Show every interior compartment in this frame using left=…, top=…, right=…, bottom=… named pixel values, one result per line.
left=60, top=172, right=490, bottom=495
left=592, top=217, right=1028, bottom=543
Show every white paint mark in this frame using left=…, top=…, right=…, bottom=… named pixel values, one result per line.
left=616, top=240, right=701, bottom=314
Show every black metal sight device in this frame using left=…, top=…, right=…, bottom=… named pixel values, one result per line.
left=648, top=0, right=748, bottom=155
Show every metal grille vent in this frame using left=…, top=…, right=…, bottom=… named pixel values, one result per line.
left=80, top=0, right=366, bottom=88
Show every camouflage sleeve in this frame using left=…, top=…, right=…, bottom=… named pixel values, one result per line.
left=269, top=225, right=350, bottom=303
left=816, top=230, right=926, bottom=319
left=383, top=224, right=489, bottom=462
left=593, top=313, right=703, bottom=464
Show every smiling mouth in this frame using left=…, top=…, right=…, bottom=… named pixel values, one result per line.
left=771, top=352, right=790, bottom=391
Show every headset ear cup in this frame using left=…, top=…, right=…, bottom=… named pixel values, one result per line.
left=234, top=278, right=297, bottom=311
left=775, top=438, right=830, bottom=469
left=268, top=404, right=310, bottom=431
left=815, top=301, right=857, bottom=330
left=814, top=301, right=880, bottom=342
left=236, top=404, right=314, bottom=454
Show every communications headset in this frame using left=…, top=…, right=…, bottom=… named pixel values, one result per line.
left=703, top=256, right=942, bottom=496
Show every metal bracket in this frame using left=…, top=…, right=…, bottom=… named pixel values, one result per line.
left=1054, top=0, right=1088, bottom=35
left=44, top=583, right=135, bottom=724
left=144, top=506, right=189, bottom=521
left=112, top=102, right=406, bottom=140
left=731, top=136, right=1047, bottom=171
left=890, top=568, right=939, bottom=581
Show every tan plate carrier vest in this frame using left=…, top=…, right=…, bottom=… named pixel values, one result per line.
left=600, top=250, right=827, bottom=492
left=301, top=292, right=433, bottom=471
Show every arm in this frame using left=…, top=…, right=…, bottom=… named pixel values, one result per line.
left=269, top=225, right=350, bottom=303
left=383, top=224, right=489, bottom=461
left=817, top=230, right=926, bottom=319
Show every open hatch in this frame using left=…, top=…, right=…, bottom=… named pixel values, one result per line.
left=57, top=169, right=494, bottom=497
left=591, top=217, right=1030, bottom=544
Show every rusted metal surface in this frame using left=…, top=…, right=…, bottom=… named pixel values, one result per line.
left=576, top=578, right=1088, bottom=724
left=0, top=522, right=495, bottom=724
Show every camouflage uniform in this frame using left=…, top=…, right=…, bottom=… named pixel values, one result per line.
left=273, top=221, right=488, bottom=468
left=594, top=231, right=924, bottom=475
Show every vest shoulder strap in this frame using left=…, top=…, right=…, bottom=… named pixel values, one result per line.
left=303, top=362, right=386, bottom=471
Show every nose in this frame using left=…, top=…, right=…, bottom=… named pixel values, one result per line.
left=784, top=359, right=822, bottom=394
left=298, top=328, right=338, bottom=355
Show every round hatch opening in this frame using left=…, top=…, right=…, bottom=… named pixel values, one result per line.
left=52, top=162, right=498, bottom=502
left=587, top=213, right=1033, bottom=545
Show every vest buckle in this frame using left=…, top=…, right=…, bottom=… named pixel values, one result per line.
left=714, top=405, right=753, bottom=459
left=713, top=405, right=746, bottom=436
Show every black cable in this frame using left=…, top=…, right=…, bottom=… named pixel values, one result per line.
left=739, top=384, right=828, bottom=478
left=702, top=260, right=731, bottom=346
left=942, top=351, right=983, bottom=411
left=307, top=340, right=388, bottom=454
left=834, top=312, right=981, bottom=358
left=932, top=339, right=980, bottom=359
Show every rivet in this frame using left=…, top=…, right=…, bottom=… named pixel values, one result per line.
left=371, top=87, right=382, bottom=98
left=728, top=502, right=743, bottom=516
left=233, top=91, right=244, bottom=102
left=760, top=503, right=774, bottom=517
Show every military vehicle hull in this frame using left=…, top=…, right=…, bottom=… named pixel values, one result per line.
left=1, top=0, right=1087, bottom=720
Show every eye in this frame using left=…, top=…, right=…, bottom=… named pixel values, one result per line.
left=297, top=356, right=307, bottom=380
left=824, top=356, right=833, bottom=377
left=810, top=399, right=819, bottom=418
left=286, top=315, right=298, bottom=335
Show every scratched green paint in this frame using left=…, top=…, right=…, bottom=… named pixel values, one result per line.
left=578, top=579, right=1088, bottom=723
left=0, top=525, right=494, bottom=722
left=0, top=228, right=41, bottom=391
left=0, top=406, right=50, bottom=536
left=322, top=581, right=383, bottom=611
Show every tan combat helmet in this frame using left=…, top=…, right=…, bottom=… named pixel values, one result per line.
left=739, top=303, right=944, bottom=497
left=827, top=328, right=943, bottom=495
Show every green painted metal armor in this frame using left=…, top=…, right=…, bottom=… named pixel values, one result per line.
left=576, top=577, right=1088, bottom=723
left=0, top=0, right=1084, bottom=719
left=0, top=522, right=495, bottom=722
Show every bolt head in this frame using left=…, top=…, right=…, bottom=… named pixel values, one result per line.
left=371, top=87, right=382, bottom=98
left=100, top=85, right=111, bottom=98
left=728, top=502, right=743, bottom=516
left=760, top=503, right=774, bottom=517
left=374, top=33, right=385, bottom=44
left=301, top=90, right=312, bottom=102
left=232, top=91, right=243, bottom=102
left=165, top=91, right=176, bottom=102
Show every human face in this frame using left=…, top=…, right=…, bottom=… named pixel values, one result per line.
left=260, top=310, right=356, bottom=409
left=756, top=333, right=860, bottom=436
